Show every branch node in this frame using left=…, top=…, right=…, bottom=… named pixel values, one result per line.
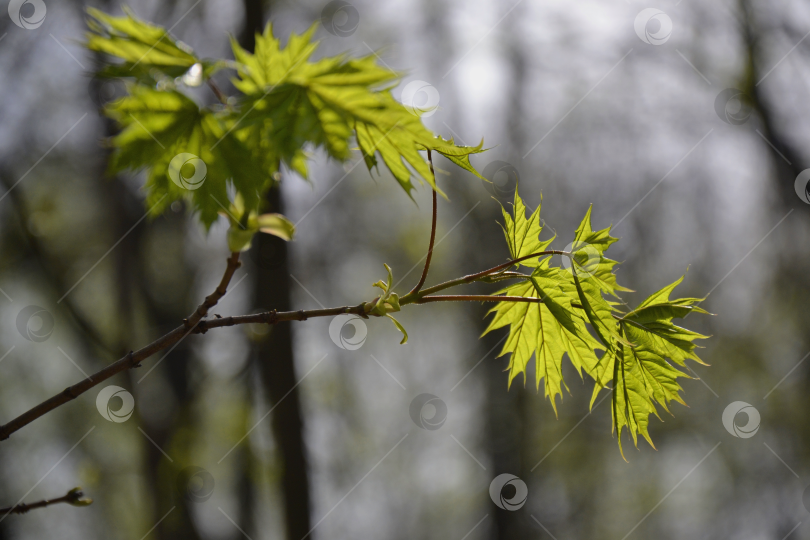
left=128, top=351, right=141, bottom=368
left=354, top=303, right=370, bottom=319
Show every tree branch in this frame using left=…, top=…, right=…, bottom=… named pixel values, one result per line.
left=0, top=252, right=242, bottom=441
left=0, top=249, right=571, bottom=440
left=0, top=488, right=92, bottom=516
left=185, top=251, right=242, bottom=329
left=191, top=303, right=369, bottom=333
left=407, top=150, right=438, bottom=296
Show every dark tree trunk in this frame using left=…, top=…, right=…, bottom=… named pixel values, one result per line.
left=252, top=186, right=313, bottom=540
left=240, top=1, right=313, bottom=538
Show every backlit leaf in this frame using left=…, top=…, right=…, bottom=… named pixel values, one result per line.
left=487, top=190, right=709, bottom=453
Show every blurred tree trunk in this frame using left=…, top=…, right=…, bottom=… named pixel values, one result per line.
left=486, top=10, right=533, bottom=540
left=738, top=0, right=810, bottom=352
left=103, top=83, right=202, bottom=540
left=253, top=187, right=312, bottom=540
left=88, top=0, right=202, bottom=534
left=241, top=1, right=314, bottom=539
left=738, top=3, right=810, bottom=538
left=424, top=0, right=532, bottom=536
left=740, top=0, right=806, bottom=204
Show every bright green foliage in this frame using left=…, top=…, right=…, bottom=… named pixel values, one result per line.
left=484, top=192, right=600, bottom=415
left=499, top=190, right=554, bottom=267
left=221, top=195, right=295, bottom=252
left=85, top=8, right=712, bottom=457
left=86, top=7, right=218, bottom=81
left=368, top=264, right=407, bottom=344
left=86, top=9, right=486, bottom=241
left=604, top=278, right=709, bottom=454
left=229, top=24, right=486, bottom=198
left=104, top=86, right=266, bottom=226
left=485, top=190, right=710, bottom=457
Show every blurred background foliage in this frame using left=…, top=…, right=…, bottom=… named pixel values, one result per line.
left=1, top=0, right=810, bottom=539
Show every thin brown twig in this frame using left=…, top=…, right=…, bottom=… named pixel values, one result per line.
left=207, top=79, right=228, bottom=105
left=0, top=488, right=91, bottom=515
left=191, top=303, right=370, bottom=333
left=0, top=249, right=573, bottom=440
left=408, top=149, right=438, bottom=296
left=185, top=251, right=241, bottom=329
left=0, top=253, right=242, bottom=441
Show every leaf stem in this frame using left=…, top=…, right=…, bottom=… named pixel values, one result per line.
left=207, top=79, right=228, bottom=104
left=401, top=250, right=570, bottom=303
left=417, top=295, right=544, bottom=303
left=407, top=150, right=438, bottom=296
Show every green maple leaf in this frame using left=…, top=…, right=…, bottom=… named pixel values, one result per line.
left=88, top=11, right=486, bottom=239
left=105, top=86, right=265, bottom=227
left=229, top=24, right=486, bottom=198
left=499, top=189, right=554, bottom=267
left=484, top=263, right=604, bottom=415
left=591, top=276, right=710, bottom=458
left=571, top=206, right=632, bottom=298
left=484, top=191, right=601, bottom=414
left=566, top=208, right=630, bottom=349
left=86, top=7, right=218, bottom=82
left=486, top=190, right=710, bottom=454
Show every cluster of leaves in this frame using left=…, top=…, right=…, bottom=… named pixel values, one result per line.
left=85, top=8, right=486, bottom=249
left=84, top=8, right=713, bottom=457
left=484, top=190, right=709, bottom=457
